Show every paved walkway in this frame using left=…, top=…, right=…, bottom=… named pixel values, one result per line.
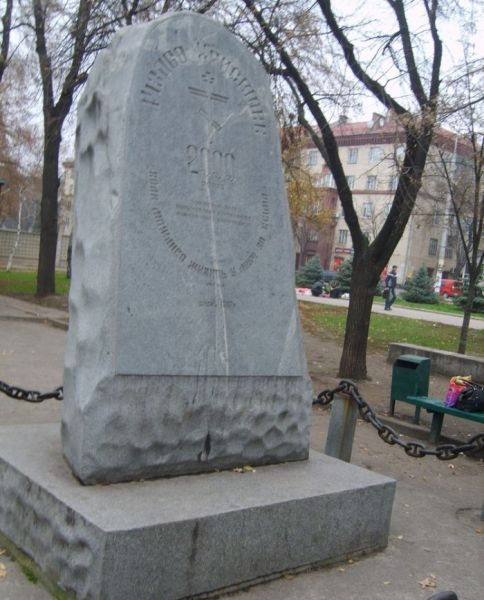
left=0, top=295, right=483, bottom=600
left=297, top=292, right=484, bottom=330
left=0, top=295, right=69, bottom=330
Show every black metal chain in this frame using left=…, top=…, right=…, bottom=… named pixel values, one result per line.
left=0, top=380, right=63, bottom=403
left=1, top=377, right=483, bottom=460
left=313, top=379, right=484, bottom=460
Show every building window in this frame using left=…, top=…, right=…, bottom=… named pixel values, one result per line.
left=428, top=238, right=438, bottom=256
left=347, top=148, right=358, bottom=164
left=338, top=229, right=348, bottom=245
left=395, top=145, right=405, bottom=162
left=308, top=229, right=319, bottom=242
left=323, top=173, right=335, bottom=188
left=433, top=210, right=440, bottom=225
left=363, top=202, right=373, bottom=218
left=390, top=176, right=398, bottom=191
left=445, top=245, right=453, bottom=258
left=369, top=147, right=383, bottom=162
left=346, top=175, right=355, bottom=190
left=313, top=174, right=324, bottom=187
left=366, top=175, right=377, bottom=190
left=307, top=149, right=318, bottom=166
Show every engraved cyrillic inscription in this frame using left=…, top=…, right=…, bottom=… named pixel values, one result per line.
left=141, top=46, right=187, bottom=106
left=149, top=171, right=187, bottom=263
left=196, top=42, right=267, bottom=135
left=261, top=194, right=270, bottom=230
left=198, top=299, right=236, bottom=308
left=175, top=201, right=250, bottom=226
left=187, top=260, right=227, bottom=279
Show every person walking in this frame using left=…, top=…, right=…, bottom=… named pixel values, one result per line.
left=384, top=265, right=398, bottom=310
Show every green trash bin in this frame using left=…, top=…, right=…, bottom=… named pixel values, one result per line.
left=390, top=355, right=430, bottom=423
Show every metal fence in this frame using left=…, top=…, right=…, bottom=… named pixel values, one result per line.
left=0, top=229, right=70, bottom=271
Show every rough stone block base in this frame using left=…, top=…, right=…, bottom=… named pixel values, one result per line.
left=0, top=424, right=395, bottom=600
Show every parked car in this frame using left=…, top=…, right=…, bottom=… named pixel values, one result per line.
left=439, top=279, right=463, bottom=299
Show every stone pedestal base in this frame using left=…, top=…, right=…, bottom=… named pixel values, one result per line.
left=0, top=424, right=395, bottom=600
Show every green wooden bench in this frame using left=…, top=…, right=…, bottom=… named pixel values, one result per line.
left=404, top=396, right=484, bottom=443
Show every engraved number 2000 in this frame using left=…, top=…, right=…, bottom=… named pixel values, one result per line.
left=186, top=145, right=235, bottom=180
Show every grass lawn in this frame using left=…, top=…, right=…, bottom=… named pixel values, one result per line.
left=299, top=302, right=484, bottom=357
left=0, top=271, right=70, bottom=296
left=373, top=294, right=484, bottom=319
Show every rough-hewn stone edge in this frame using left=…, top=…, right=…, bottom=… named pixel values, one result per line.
left=0, top=532, right=76, bottom=600
left=387, top=343, right=484, bottom=382
left=0, top=532, right=389, bottom=600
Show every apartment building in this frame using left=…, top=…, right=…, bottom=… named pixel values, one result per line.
left=299, top=113, right=469, bottom=283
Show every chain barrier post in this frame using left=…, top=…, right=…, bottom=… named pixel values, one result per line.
left=313, top=380, right=484, bottom=462
left=324, top=389, right=358, bottom=462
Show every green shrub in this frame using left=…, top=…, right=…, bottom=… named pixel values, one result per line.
left=295, top=256, right=325, bottom=287
left=335, top=258, right=352, bottom=293
left=452, top=286, right=484, bottom=313
left=402, top=266, right=438, bottom=304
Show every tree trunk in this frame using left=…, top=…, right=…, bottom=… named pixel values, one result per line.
left=457, top=284, right=476, bottom=354
left=338, top=257, right=380, bottom=379
left=36, top=122, right=61, bottom=297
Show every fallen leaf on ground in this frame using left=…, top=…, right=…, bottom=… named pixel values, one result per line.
left=0, top=563, right=6, bottom=578
left=233, top=465, right=256, bottom=473
left=475, top=528, right=483, bottom=534
left=418, top=576, right=437, bottom=589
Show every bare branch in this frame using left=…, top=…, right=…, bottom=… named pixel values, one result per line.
left=316, top=0, right=407, bottom=115
left=0, top=0, right=13, bottom=83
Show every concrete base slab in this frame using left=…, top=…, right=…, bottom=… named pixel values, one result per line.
left=0, top=424, right=395, bottom=600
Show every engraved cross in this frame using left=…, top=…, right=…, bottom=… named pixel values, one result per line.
left=188, top=71, right=228, bottom=133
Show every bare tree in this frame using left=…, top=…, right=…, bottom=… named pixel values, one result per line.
left=437, top=64, right=483, bottom=353
left=0, top=51, right=41, bottom=227
left=238, top=0, right=450, bottom=379
left=0, top=0, right=13, bottom=83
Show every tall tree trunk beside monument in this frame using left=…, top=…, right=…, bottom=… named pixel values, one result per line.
left=33, top=0, right=91, bottom=296
left=0, top=0, right=13, bottom=83
left=37, top=118, right=62, bottom=295
left=241, top=0, right=446, bottom=378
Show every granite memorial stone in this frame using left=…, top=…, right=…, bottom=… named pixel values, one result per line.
left=0, top=15, right=395, bottom=599
left=62, top=12, right=312, bottom=484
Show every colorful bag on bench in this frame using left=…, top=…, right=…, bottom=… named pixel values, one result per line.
left=457, top=383, right=484, bottom=413
left=445, top=375, right=472, bottom=408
